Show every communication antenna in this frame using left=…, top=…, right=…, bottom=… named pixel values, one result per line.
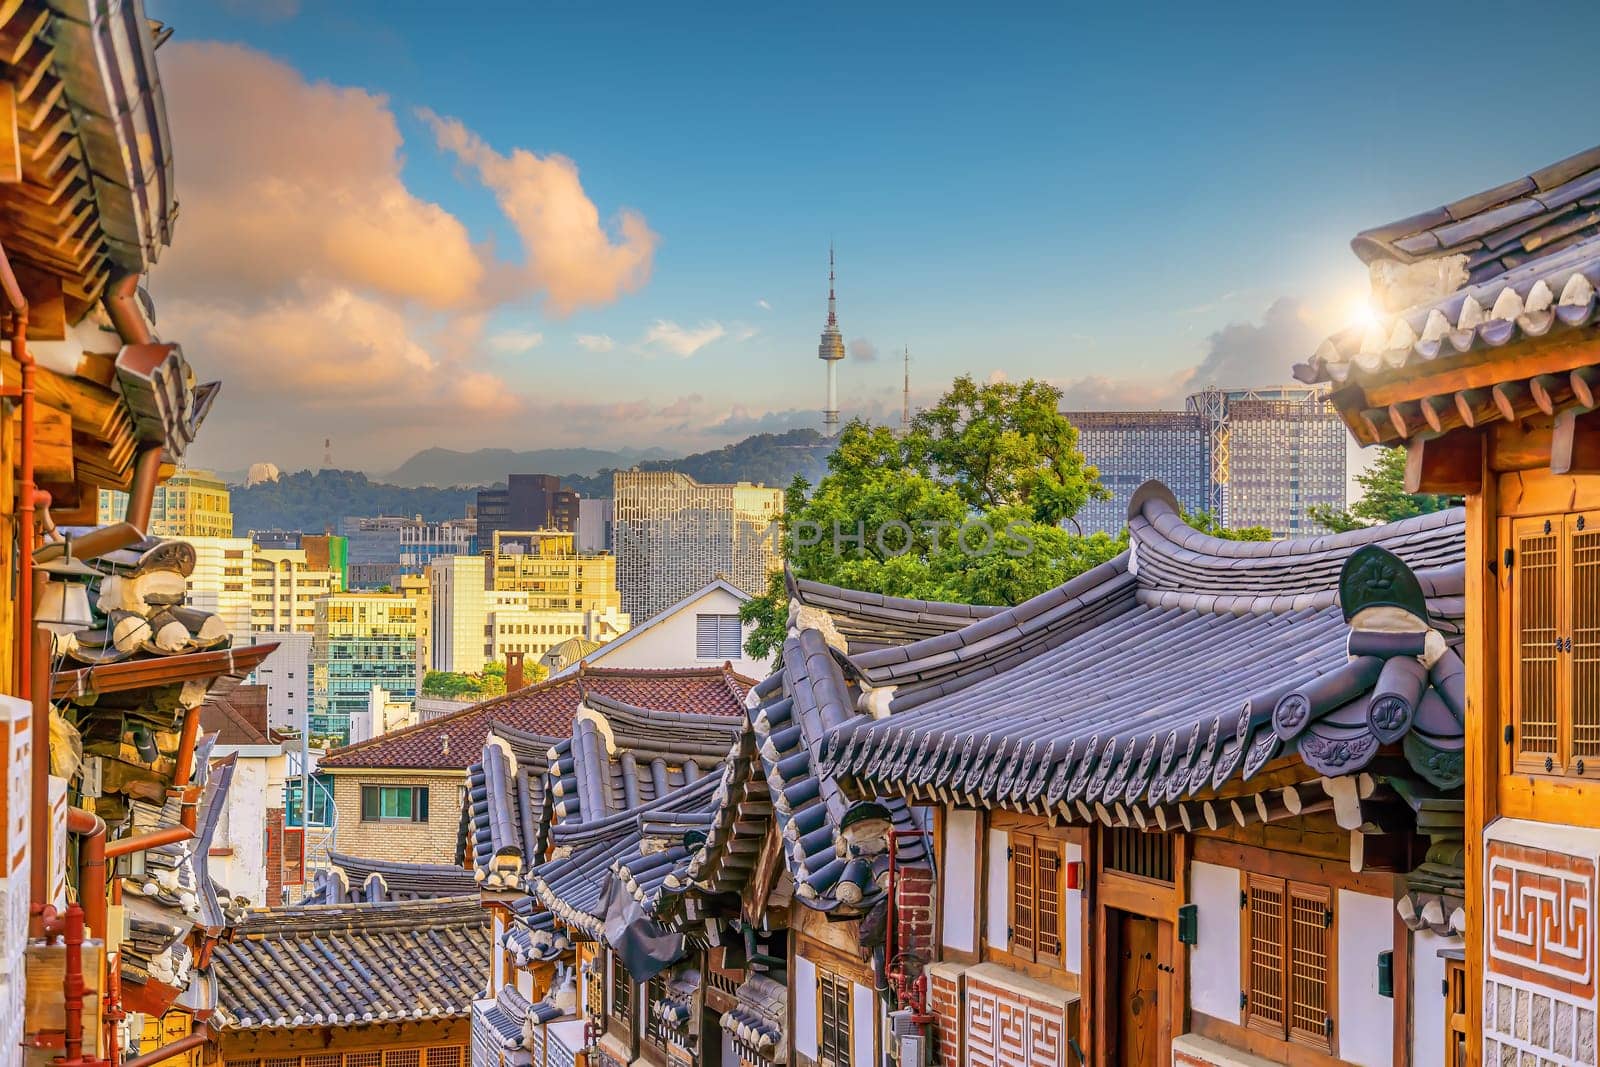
left=902, top=345, right=911, bottom=432
left=323, top=437, right=333, bottom=469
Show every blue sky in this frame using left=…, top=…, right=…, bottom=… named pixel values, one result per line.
left=149, top=0, right=1599, bottom=472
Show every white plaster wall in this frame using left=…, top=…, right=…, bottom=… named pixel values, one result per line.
left=852, top=980, right=875, bottom=1067
left=209, top=757, right=268, bottom=905
left=570, top=585, right=772, bottom=678
left=985, top=827, right=1009, bottom=951
left=1411, top=930, right=1456, bottom=1067
left=721, top=1030, right=737, bottom=1065
left=794, top=954, right=818, bottom=1059
left=516, top=966, right=534, bottom=1001
left=1065, top=841, right=1083, bottom=974
left=491, top=911, right=505, bottom=990
left=1189, top=861, right=1241, bottom=1025
left=941, top=809, right=978, bottom=953
left=1337, top=889, right=1395, bottom=1067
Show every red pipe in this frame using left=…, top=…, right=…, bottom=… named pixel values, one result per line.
left=105, top=825, right=192, bottom=860
left=169, top=705, right=201, bottom=831
left=119, top=1024, right=208, bottom=1067
left=69, top=806, right=107, bottom=939
left=59, top=902, right=90, bottom=1065
left=29, top=624, right=50, bottom=935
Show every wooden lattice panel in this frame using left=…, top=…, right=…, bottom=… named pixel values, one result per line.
left=1246, top=877, right=1285, bottom=1031
left=1514, top=518, right=1561, bottom=765
left=1011, top=837, right=1035, bottom=955
left=1569, top=516, right=1600, bottom=759
left=1037, top=848, right=1062, bottom=961
left=1288, top=886, right=1331, bottom=1048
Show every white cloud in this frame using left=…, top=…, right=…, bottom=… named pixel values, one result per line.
left=576, top=333, right=615, bottom=352
left=487, top=329, right=544, bottom=354
left=850, top=337, right=878, bottom=362
left=642, top=319, right=727, bottom=358
left=757, top=298, right=771, bottom=311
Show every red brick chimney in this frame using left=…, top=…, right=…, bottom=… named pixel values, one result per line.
left=505, top=650, right=526, bottom=693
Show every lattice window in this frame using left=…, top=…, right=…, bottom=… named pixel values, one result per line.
left=1570, top=518, right=1600, bottom=759
left=383, top=1052, right=421, bottom=1067
left=264, top=1059, right=299, bottom=1067
left=1445, top=958, right=1468, bottom=1067
left=1244, top=875, right=1334, bottom=1051
left=643, top=974, right=670, bottom=1052
left=1513, top=517, right=1561, bottom=766
left=424, top=1048, right=463, bottom=1067
left=305, top=1056, right=340, bottom=1067
left=1507, top=510, right=1600, bottom=776
left=344, top=1057, right=382, bottom=1067
left=1007, top=832, right=1067, bottom=967
left=818, top=970, right=852, bottom=1067
left=1102, top=825, right=1174, bottom=882
left=1245, top=876, right=1285, bottom=1032
left=609, top=951, right=634, bottom=1032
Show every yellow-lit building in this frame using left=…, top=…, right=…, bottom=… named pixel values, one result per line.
left=311, top=590, right=421, bottom=745
left=491, top=529, right=621, bottom=614
left=149, top=469, right=233, bottom=538
left=250, top=549, right=341, bottom=633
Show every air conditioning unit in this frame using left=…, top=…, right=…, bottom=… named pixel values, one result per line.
left=889, top=1009, right=927, bottom=1067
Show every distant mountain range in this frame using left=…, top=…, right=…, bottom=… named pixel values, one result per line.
left=229, top=430, right=834, bottom=535
left=383, top=446, right=672, bottom=488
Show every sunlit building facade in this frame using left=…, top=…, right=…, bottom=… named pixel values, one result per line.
left=613, top=471, right=783, bottom=621
left=310, top=591, right=421, bottom=743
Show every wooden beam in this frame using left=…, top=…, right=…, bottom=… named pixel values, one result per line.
left=1388, top=400, right=1425, bottom=440
left=1531, top=373, right=1573, bottom=417
left=1492, top=381, right=1534, bottom=424
left=1572, top=366, right=1600, bottom=409
left=1551, top=407, right=1600, bottom=475
left=1359, top=328, right=1600, bottom=408
left=0, top=81, right=18, bottom=183
left=1405, top=432, right=1484, bottom=494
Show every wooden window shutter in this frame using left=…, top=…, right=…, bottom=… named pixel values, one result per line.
left=1036, top=841, right=1064, bottom=964
left=1287, top=882, right=1333, bottom=1050
left=1010, top=833, right=1037, bottom=959
left=1567, top=511, right=1600, bottom=767
left=1244, top=874, right=1286, bottom=1034
left=1511, top=516, right=1562, bottom=768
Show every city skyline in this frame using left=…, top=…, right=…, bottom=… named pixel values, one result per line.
left=145, top=0, right=1598, bottom=472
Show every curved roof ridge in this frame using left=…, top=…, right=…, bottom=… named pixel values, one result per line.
left=549, top=771, right=723, bottom=847
left=848, top=554, right=1137, bottom=693
left=789, top=572, right=1005, bottom=655
left=581, top=688, right=748, bottom=731
left=1128, top=480, right=1465, bottom=611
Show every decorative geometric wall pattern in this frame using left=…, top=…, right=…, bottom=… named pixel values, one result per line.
left=1485, top=819, right=1600, bottom=1067
left=965, top=975, right=1067, bottom=1067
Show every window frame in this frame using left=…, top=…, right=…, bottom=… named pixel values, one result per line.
left=1008, top=830, right=1066, bottom=968
left=359, top=784, right=429, bottom=823
left=816, top=969, right=853, bottom=1067
left=609, top=950, right=635, bottom=1037
left=1506, top=508, right=1600, bottom=777
left=695, top=613, right=744, bottom=659
left=1241, top=873, right=1336, bottom=1054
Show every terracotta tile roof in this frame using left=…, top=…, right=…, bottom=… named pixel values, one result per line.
left=319, top=664, right=754, bottom=772
left=201, top=685, right=270, bottom=747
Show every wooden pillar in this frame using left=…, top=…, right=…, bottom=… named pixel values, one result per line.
left=1463, top=440, right=1499, bottom=1067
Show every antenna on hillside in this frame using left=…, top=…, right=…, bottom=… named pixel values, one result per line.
left=323, top=437, right=333, bottom=470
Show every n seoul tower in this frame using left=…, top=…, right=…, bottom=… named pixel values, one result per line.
left=817, top=245, right=846, bottom=434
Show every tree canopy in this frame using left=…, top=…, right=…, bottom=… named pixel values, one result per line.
left=1310, top=446, right=1455, bottom=533
left=421, top=660, right=545, bottom=701
left=741, top=375, right=1123, bottom=659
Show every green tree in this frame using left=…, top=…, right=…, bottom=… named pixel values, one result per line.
left=1183, top=509, right=1272, bottom=542
left=421, top=660, right=542, bottom=701
left=1310, top=447, right=1455, bottom=533
left=741, top=376, right=1121, bottom=660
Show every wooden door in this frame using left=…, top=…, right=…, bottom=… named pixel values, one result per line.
left=1114, top=912, right=1161, bottom=1067
left=1510, top=514, right=1563, bottom=772
left=1565, top=509, right=1600, bottom=773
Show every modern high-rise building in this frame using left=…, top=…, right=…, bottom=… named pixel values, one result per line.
left=250, top=548, right=340, bottom=633
left=490, top=530, right=621, bottom=613
left=310, top=590, right=422, bottom=743
left=476, top=475, right=579, bottom=551
left=182, top=536, right=255, bottom=641
left=1221, top=392, right=1347, bottom=537
left=251, top=630, right=312, bottom=734
left=429, top=553, right=628, bottom=674
left=613, top=471, right=784, bottom=622
left=399, top=516, right=475, bottom=569
left=150, top=469, right=233, bottom=537
left=576, top=497, right=613, bottom=553
left=339, top=515, right=408, bottom=566
left=1064, top=386, right=1345, bottom=538
left=302, top=533, right=349, bottom=589
left=1062, top=412, right=1210, bottom=535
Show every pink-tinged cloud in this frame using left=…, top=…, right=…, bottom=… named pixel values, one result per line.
left=156, top=42, right=485, bottom=310
left=421, top=109, right=658, bottom=316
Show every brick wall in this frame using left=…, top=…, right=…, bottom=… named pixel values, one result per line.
left=896, top=865, right=936, bottom=962
left=328, top=769, right=465, bottom=864
left=927, top=965, right=962, bottom=1067
left=264, top=807, right=285, bottom=904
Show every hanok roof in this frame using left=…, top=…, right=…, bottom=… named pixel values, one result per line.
left=309, top=851, right=479, bottom=904
left=321, top=664, right=754, bottom=772
left=1295, top=143, right=1600, bottom=448
left=789, top=570, right=1001, bottom=655
left=212, top=897, right=489, bottom=1030
left=831, top=484, right=1466, bottom=825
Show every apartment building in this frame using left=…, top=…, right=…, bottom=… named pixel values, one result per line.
left=1061, top=410, right=1209, bottom=535
left=250, top=548, right=340, bottom=633
left=613, top=471, right=783, bottom=622
left=491, top=530, right=620, bottom=613
left=476, top=474, right=579, bottom=549
left=183, top=536, right=255, bottom=641
left=399, top=516, right=475, bottom=569
left=150, top=468, right=234, bottom=537
left=310, top=590, right=422, bottom=744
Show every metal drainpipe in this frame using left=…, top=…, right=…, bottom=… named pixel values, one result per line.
left=102, top=272, right=162, bottom=536
left=27, top=624, right=50, bottom=935
left=67, top=806, right=107, bottom=938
